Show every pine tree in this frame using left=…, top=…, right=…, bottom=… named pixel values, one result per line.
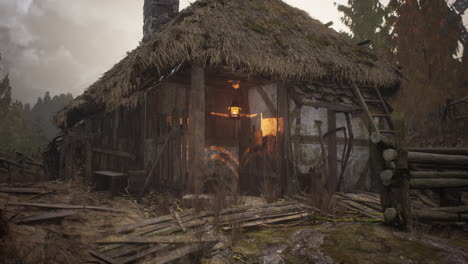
left=337, top=0, right=394, bottom=59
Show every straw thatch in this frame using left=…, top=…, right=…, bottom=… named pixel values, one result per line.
left=56, top=0, right=401, bottom=127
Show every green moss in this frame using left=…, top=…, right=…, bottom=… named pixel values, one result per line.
left=231, top=226, right=317, bottom=260
left=320, top=224, right=446, bottom=264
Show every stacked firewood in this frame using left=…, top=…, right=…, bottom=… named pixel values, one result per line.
left=89, top=201, right=312, bottom=264
left=380, top=146, right=468, bottom=222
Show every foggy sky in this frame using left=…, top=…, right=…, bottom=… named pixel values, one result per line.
left=0, top=0, right=464, bottom=104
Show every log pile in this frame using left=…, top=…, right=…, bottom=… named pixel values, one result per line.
left=378, top=142, right=468, bottom=224
left=89, top=201, right=315, bottom=264
left=381, top=147, right=468, bottom=190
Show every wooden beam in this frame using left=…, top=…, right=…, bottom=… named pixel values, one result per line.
left=409, top=179, right=468, bottom=189
left=188, top=64, right=206, bottom=193
left=327, top=109, right=337, bottom=192
left=408, top=147, right=468, bottom=156
left=256, top=86, right=277, bottom=114
left=410, top=171, right=468, bottom=179
left=8, top=202, right=126, bottom=213
left=408, top=152, right=468, bottom=166
left=85, top=121, right=93, bottom=182
left=278, top=82, right=295, bottom=194
left=291, top=135, right=369, bottom=147
left=92, top=148, right=136, bottom=160
left=302, top=101, right=355, bottom=112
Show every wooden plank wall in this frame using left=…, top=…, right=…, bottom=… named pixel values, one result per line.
left=145, top=83, right=188, bottom=193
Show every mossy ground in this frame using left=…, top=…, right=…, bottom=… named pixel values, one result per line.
left=320, top=224, right=446, bottom=264
left=222, top=223, right=461, bottom=264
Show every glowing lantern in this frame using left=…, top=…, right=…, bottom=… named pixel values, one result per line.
left=228, top=104, right=242, bottom=118
left=228, top=80, right=242, bottom=118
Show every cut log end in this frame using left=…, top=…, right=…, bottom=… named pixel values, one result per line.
left=380, top=170, right=394, bottom=187
left=384, top=208, right=398, bottom=222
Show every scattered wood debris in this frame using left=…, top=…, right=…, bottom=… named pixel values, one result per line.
left=0, top=187, right=50, bottom=194
left=7, top=202, right=126, bottom=213
left=11, top=211, right=77, bottom=224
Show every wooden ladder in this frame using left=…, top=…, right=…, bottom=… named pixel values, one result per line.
left=352, top=83, right=394, bottom=136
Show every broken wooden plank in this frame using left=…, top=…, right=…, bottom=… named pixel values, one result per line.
left=8, top=202, right=125, bottom=213
left=0, top=187, right=49, bottom=194
left=96, top=234, right=225, bottom=244
left=222, top=212, right=310, bottom=230
left=114, top=209, right=193, bottom=233
left=11, top=211, right=77, bottom=224
left=172, top=209, right=186, bottom=232
left=88, top=250, right=120, bottom=264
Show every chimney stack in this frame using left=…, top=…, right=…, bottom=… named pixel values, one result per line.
left=143, top=0, right=179, bottom=41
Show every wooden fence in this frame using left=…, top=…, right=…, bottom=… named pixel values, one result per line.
left=372, top=113, right=468, bottom=228
left=0, top=151, right=47, bottom=183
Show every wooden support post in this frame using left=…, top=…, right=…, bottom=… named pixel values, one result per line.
left=188, top=64, right=206, bottom=194
left=327, top=109, right=337, bottom=192
left=393, top=112, right=411, bottom=229
left=239, top=85, right=251, bottom=194
left=172, top=110, right=181, bottom=186
left=85, top=121, right=93, bottom=183
left=277, top=82, right=295, bottom=195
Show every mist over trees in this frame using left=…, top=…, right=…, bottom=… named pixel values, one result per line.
left=0, top=56, right=73, bottom=153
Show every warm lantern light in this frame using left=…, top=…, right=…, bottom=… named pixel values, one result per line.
left=228, top=106, right=242, bottom=118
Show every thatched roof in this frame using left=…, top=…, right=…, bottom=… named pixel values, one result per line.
left=56, top=0, right=401, bottom=128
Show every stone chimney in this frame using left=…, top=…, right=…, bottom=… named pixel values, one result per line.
left=143, top=0, right=180, bottom=41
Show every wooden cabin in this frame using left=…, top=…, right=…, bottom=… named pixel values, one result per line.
left=52, top=0, right=401, bottom=197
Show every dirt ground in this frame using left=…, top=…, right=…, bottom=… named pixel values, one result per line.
left=1, top=180, right=467, bottom=264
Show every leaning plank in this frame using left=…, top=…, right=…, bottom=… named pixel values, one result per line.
left=88, top=250, right=120, bottom=264
left=8, top=202, right=125, bottom=213
left=12, top=211, right=76, bottom=224
left=0, top=187, right=49, bottom=194
left=339, top=200, right=381, bottom=219
left=410, top=171, right=468, bottom=179
left=412, top=191, right=438, bottom=207
left=409, top=179, right=468, bottom=189
left=96, top=234, right=225, bottom=244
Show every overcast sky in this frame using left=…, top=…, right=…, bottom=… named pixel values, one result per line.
left=0, top=0, right=465, bottom=104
